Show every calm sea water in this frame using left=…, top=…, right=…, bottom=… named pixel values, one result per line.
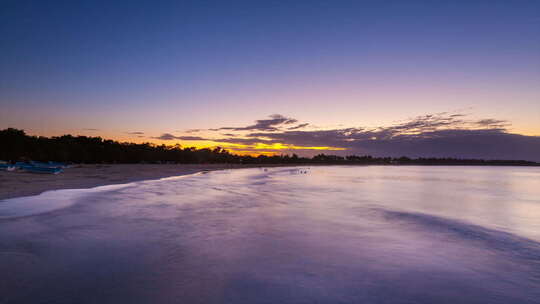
left=1, top=166, right=539, bottom=303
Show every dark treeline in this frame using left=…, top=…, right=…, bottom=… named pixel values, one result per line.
left=1, top=128, right=538, bottom=166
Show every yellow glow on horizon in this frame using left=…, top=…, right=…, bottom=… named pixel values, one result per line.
left=252, top=142, right=346, bottom=151
left=511, top=127, right=540, bottom=137
left=146, top=139, right=347, bottom=156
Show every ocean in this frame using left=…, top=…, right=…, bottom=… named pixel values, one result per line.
left=1, top=166, right=539, bottom=303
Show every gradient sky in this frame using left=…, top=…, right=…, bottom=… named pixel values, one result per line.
left=1, top=1, right=539, bottom=158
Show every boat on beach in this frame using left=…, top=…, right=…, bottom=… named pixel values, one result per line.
left=15, top=162, right=64, bottom=174
left=30, top=161, right=71, bottom=169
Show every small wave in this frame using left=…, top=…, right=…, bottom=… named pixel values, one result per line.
left=0, top=184, right=134, bottom=219
left=378, top=209, right=540, bottom=262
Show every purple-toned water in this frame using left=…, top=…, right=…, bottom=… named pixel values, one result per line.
left=1, top=166, right=540, bottom=303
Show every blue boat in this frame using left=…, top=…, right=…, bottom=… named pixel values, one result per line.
left=15, top=162, right=63, bottom=174
left=30, top=161, right=70, bottom=169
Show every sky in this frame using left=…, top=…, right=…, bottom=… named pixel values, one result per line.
left=1, top=0, right=539, bottom=159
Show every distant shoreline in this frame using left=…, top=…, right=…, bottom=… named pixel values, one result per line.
left=1, top=163, right=538, bottom=201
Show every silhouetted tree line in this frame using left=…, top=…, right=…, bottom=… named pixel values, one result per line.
left=1, top=128, right=537, bottom=166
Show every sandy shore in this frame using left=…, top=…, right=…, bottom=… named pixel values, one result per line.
left=0, top=164, right=271, bottom=200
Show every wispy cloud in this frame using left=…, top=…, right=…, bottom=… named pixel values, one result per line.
left=287, top=123, right=309, bottom=130
left=154, top=133, right=175, bottom=140
left=177, top=136, right=206, bottom=140
left=210, top=114, right=297, bottom=132
left=185, top=129, right=202, bottom=133
left=475, top=119, right=509, bottom=128
left=126, top=131, right=144, bottom=135
left=154, top=133, right=206, bottom=141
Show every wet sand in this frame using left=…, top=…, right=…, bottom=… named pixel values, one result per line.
left=0, top=164, right=270, bottom=200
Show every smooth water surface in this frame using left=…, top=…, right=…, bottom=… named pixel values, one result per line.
left=1, top=166, right=540, bottom=303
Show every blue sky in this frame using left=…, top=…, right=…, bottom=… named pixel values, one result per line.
left=1, top=0, right=539, bottom=158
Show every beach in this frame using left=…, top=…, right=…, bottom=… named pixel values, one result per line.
left=0, top=164, right=260, bottom=200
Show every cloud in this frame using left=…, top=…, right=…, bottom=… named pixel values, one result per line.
left=211, top=137, right=280, bottom=145
left=83, top=128, right=99, bottom=131
left=154, top=133, right=206, bottom=140
left=247, top=129, right=359, bottom=148
left=176, top=136, right=206, bottom=140
left=381, top=113, right=467, bottom=135
left=126, top=131, right=144, bottom=135
left=244, top=127, right=540, bottom=161
left=213, top=114, right=297, bottom=131
left=154, top=133, right=177, bottom=140
left=287, top=123, right=309, bottom=130
left=349, top=130, right=540, bottom=161
left=475, top=119, right=509, bottom=128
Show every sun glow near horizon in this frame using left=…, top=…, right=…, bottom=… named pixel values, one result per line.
left=13, top=108, right=540, bottom=158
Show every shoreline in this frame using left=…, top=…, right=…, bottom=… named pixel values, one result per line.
left=0, top=164, right=293, bottom=201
